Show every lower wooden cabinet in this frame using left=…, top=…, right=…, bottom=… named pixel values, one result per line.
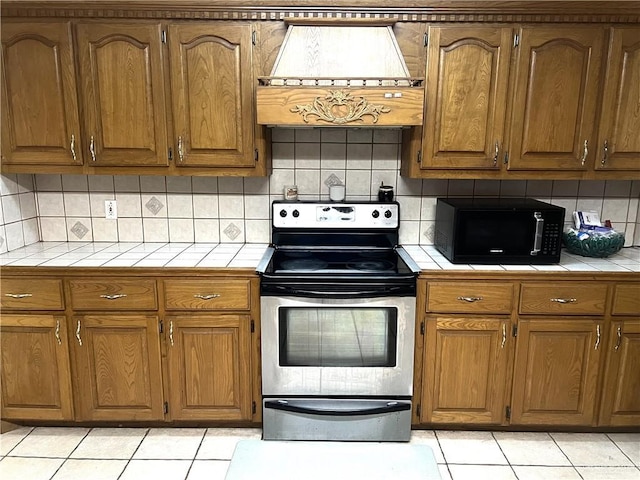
left=71, top=314, right=165, bottom=421
left=416, top=275, right=640, bottom=428
left=0, top=314, right=74, bottom=420
left=166, top=314, right=252, bottom=421
left=421, top=316, right=510, bottom=424
left=0, top=271, right=259, bottom=425
left=599, top=319, right=640, bottom=426
left=510, top=318, right=603, bottom=426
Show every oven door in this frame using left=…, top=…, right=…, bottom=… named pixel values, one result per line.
left=261, top=295, right=415, bottom=397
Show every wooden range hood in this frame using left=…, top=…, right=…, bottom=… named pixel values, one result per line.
left=256, top=19, right=424, bottom=127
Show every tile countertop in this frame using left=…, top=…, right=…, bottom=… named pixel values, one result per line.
left=0, top=242, right=638, bottom=272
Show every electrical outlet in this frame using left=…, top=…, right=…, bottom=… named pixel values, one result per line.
left=105, top=200, right=117, bottom=219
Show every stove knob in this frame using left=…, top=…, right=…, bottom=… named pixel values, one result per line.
left=292, top=209, right=300, bottom=218
left=372, top=210, right=380, bottom=218
left=384, top=209, right=392, bottom=218
left=279, top=209, right=287, bottom=218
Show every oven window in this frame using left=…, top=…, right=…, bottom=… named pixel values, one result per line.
left=278, top=307, right=397, bottom=367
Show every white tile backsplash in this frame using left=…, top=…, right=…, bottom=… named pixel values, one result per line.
left=143, top=218, right=169, bottom=242
left=2, top=194, right=22, bottom=224
left=1, top=128, right=639, bottom=251
left=62, top=174, right=89, bottom=192
left=63, top=192, right=91, bottom=217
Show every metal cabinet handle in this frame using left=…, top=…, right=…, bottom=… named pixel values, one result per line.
left=601, top=140, right=608, bottom=166
left=70, top=134, right=77, bottom=162
left=90, top=135, right=96, bottom=162
left=493, top=141, right=499, bottom=167
left=169, top=321, right=174, bottom=347
left=501, top=323, right=506, bottom=349
left=457, top=296, right=483, bottom=303
left=595, top=324, right=601, bottom=350
left=614, top=326, right=622, bottom=351
left=100, top=294, right=127, bottom=300
left=55, top=319, right=62, bottom=346
left=4, top=293, right=33, bottom=299
left=550, top=298, right=577, bottom=304
left=194, top=294, right=221, bottom=300
left=76, top=320, right=82, bottom=346
left=580, top=139, right=588, bottom=166
left=178, top=136, right=184, bottom=163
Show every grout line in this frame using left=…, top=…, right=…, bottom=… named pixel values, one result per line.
left=116, top=427, right=150, bottom=480
left=548, top=432, right=579, bottom=470
left=1, top=426, right=34, bottom=456
left=605, top=432, right=638, bottom=468
left=490, top=431, right=519, bottom=479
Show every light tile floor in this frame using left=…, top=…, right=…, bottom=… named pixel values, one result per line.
left=0, top=427, right=638, bottom=480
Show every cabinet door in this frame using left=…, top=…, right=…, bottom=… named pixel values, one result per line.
left=76, top=23, right=169, bottom=166
left=599, top=320, right=640, bottom=426
left=72, top=314, right=164, bottom=421
left=511, top=318, right=602, bottom=425
left=421, top=26, right=511, bottom=170
left=421, top=316, right=510, bottom=424
left=168, top=23, right=256, bottom=168
left=507, top=27, right=604, bottom=171
left=595, top=28, right=640, bottom=171
left=0, top=314, right=74, bottom=420
left=166, top=314, right=252, bottom=420
left=1, top=22, right=82, bottom=166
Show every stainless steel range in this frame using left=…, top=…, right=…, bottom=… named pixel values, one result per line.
left=256, top=201, right=419, bottom=442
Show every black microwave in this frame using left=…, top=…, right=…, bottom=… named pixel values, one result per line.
left=434, top=198, right=565, bottom=264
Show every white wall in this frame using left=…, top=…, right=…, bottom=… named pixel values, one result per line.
left=1, top=127, right=639, bottom=252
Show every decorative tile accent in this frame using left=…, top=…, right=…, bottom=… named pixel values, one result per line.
left=70, top=221, right=89, bottom=239
left=223, top=222, right=241, bottom=241
left=324, top=173, right=343, bottom=187
left=424, top=223, right=436, bottom=243
left=145, top=196, right=164, bottom=216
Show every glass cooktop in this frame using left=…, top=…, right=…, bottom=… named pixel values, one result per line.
left=270, top=249, right=412, bottom=274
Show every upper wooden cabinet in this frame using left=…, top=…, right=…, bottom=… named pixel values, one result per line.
left=76, top=23, right=169, bottom=167
left=168, top=23, right=257, bottom=169
left=1, top=22, right=83, bottom=166
left=595, top=27, right=640, bottom=172
left=1, top=19, right=268, bottom=176
left=403, top=24, right=639, bottom=179
left=420, top=26, right=512, bottom=171
left=507, top=26, right=604, bottom=172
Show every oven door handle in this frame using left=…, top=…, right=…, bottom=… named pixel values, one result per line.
left=266, top=285, right=409, bottom=298
left=264, top=400, right=411, bottom=416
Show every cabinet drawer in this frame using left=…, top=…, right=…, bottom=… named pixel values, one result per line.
left=1, top=278, right=64, bottom=310
left=611, top=283, right=640, bottom=316
left=164, top=280, right=251, bottom=310
left=519, top=283, right=607, bottom=315
left=426, top=282, right=514, bottom=314
left=69, top=279, right=157, bottom=310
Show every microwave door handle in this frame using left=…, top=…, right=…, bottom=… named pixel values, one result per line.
left=264, top=400, right=411, bottom=417
left=531, top=211, right=544, bottom=255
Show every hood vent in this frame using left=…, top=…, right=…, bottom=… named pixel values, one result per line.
left=257, top=19, right=424, bottom=127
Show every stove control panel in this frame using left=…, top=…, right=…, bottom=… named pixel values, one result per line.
left=273, top=202, right=399, bottom=228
